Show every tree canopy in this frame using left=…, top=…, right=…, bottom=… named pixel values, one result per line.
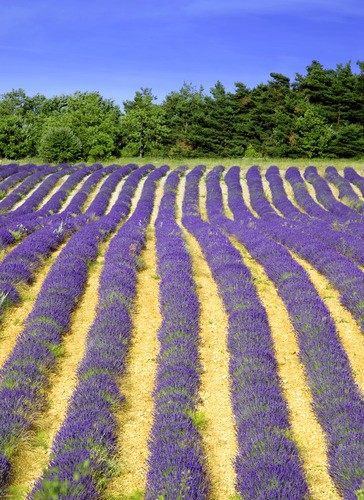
left=0, top=60, right=363, bottom=161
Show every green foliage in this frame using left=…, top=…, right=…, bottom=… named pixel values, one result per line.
left=244, top=144, right=260, bottom=158
left=0, top=115, right=28, bottom=158
left=38, top=126, right=82, bottom=163
left=121, top=88, right=170, bottom=157
left=293, top=107, right=333, bottom=158
left=1, top=60, right=364, bottom=161
left=356, top=484, right=364, bottom=499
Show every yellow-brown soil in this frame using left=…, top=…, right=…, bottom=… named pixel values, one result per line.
left=230, top=238, right=340, bottom=499
left=104, top=179, right=164, bottom=498
left=7, top=240, right=109, bottom=498
left=177, top=176, right=239, bottom=499
left=293, top=252, right=364, bottom=394
left=0, top=245, right=65, bottom=371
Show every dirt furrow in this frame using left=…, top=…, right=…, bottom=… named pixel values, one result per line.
left=6, top=240, right=109, bottom=499
left=177, top=176, right=238, bottom=500
left=230, top=237, right=340, bottom=499
left=104, top=178, right=164, bottom=498
left=0, top=245, right=65, bottom=371
left=293, top=252, right=364, bottom=394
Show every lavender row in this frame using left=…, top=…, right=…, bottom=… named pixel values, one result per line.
left=0, top=164, right=103, bottom=248
left=261, top=166, right=364, bottom=266
left=0, top=164, right=136, bottom=317
left=245, top=167, right=364, bottom=332
left=284, top=166, right=337, bottom=221
left=304, top=166, right=360, bottom=221
left=145, top=166, right=209, bottom=499
left=32, top=165, right=168, bottom=499
left=344, top=167, right=364, bottom=196
left=325, top=166, right=364, bottom=214
left=183, top=166, right=308, bottom=499
left=0, top=164, right=155, bottom=494
left=0, top=164, right=21, bottom=184
left=0, top=164, right=60, bottom=213
left=4, top=166, right=76, bottom=218
left=284, top=167, right=364, bottom=240
left=222, top=167, right=364, bottom=496
left=0, top=164, right=42, bottom=197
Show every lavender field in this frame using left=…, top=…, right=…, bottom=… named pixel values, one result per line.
left=0, top=162, right=364, bottom=499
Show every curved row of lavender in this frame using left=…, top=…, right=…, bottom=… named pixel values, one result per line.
left=0, top=164, right=98, bottom=245
left=0, top=163, right=117, bottom=240
left=0, top=163, right=21, bottom=183
left=182, top=166, right=308, bottom=499
left=31, top=165, right=168, bottom=499
left=0, top=164, right=155, bottom=494
left=0, top=164, right=136, bottom=315
left=0, top=164, right=61, bottom=213
left=264, top=166, right=364, bottom=266
left=304, top=166, right=360, bottom=221
left=219, top=166, right=364, bottom=497
left=244, top=167, right=364, bottom=333
left=145, top=166, right=209, bottom=499
left=344, top=167, right=364, bottom=196
left=0, top=164, right=44, bottom=198
left=6, top=166, right=74, bottom=217
left=286, top=166, right=364, bottom=238
left=325, top=166, right=364, bottom=214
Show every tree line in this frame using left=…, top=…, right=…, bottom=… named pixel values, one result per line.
left=1, top=60, right=363, bottom=162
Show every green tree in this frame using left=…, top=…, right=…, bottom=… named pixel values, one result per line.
left=0, top=115, right=28, bottom=158
left=121, top=88, right=170, bottom=157
left=293, top=106, right=332, bottom=157
left=38, top=126, right=82, bottom=163
left=41, top=91, right=122, bottom=161
left=162, top=83, right=206, bottom=156
left=329, top=124, right=364, bottom=158
left=0, top=88, right=46, bottom=158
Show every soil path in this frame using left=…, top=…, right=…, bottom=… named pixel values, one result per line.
left=177, top=175, right=239, bottom=499
left=7, top=239, right=109, bottom=498
left=0, top=245, right=65, bottom=371
left=37, top=175, right=70, bottom=209
left=293, top=252, right=364, bottom=393
left=230, top=237, right=340, bottom=499
left=104, top=178, right=165, bottom=498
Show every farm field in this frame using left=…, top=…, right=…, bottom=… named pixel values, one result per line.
left=0, top=162, right=364, bottom=499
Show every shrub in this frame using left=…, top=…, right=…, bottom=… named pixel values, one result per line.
left=38, top=126, right=82, bottom=163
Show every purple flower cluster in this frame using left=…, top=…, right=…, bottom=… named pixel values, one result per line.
left=8, top=167, right=73, bottom=217
left=244, top=167, right=364, bottom=330
left=285, top=166, right=364, bottom=240
left=304, top=166, right=359, bottom=221
left=344, top=167, right=364, bottom=196
left=0, top=164, right=59, bottom=213
left=183, top=166, right=308, bottom=499
left=284, top=166, right=336, bottom=221
left=0, top=164, right=157, bottom=495
left=39, top=164, right=101, bottom=217
left=0, top=164, right=104, bottom=248
left=245, top=166, right=278, bottom=219
left=325, top=166, right=364, bottom=214
left=261, top=167, right=364, bottom=266
left=0, top=164, right=20, bottom=183
left=222, top=166, right=364, bottom=497
left=145, top=166, right=209, bottom=499
left=0, top=165, right=137, bottom=316
left=265, top=166, right=309, bottom=222
left=31, top=165, right=168, bottom=499
left=0, top=164, right=41, bottom=197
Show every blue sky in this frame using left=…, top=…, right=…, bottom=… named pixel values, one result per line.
left=0, top=0, right=363, bottom=108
